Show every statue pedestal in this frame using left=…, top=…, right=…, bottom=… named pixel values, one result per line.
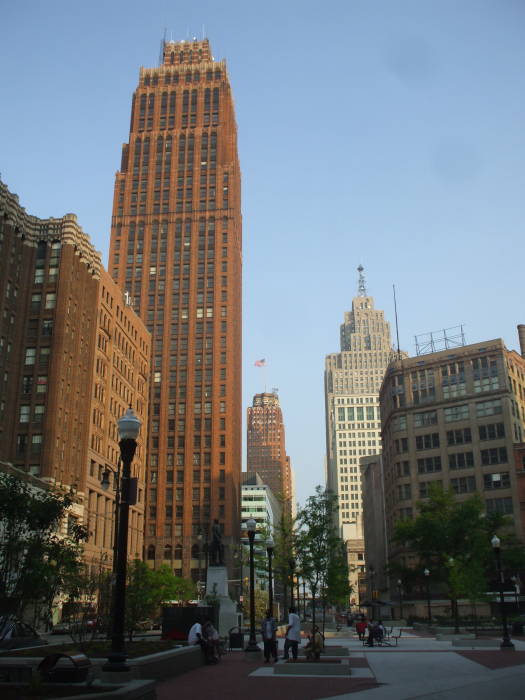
left=206, top=566, right=240, bottom=637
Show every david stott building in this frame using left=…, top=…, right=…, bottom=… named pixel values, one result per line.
left=107, top=39, right=242, bottom=580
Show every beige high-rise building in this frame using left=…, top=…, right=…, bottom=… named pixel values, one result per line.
left=324, top=267, right=394, bottom=597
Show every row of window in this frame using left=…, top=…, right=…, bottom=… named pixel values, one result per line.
left=392, top=399, right=502, bottom=432
left=394, top=423, right=506, bottom=454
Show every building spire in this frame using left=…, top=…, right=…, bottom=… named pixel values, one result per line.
left=357, top=265, right=367, bottom=297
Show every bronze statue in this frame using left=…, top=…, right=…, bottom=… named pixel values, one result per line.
left=208, top=519, right=224, bottom=566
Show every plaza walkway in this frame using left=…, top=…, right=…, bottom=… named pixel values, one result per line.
left=157, top=628, right=525, bottom=700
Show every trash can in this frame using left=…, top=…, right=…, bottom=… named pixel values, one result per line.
left=38, top=653, right=91, bottom=682
left=229, top=626, right=244, bottom=650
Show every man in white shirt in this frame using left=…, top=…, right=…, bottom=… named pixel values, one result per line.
left=283, top=607, right=301, bottom=661
left=188, top=620, right=202, bottom=646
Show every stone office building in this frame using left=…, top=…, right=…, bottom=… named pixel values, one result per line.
left=0, top=179, right=150, bottom=568
left=380, top=331, right=525, bottom=573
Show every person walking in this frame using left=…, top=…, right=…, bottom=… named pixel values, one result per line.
left=261, top=609, right=278, bottom=663
left=283, top=606, right=301, bottom=661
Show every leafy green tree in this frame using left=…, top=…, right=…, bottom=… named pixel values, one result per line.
left=125, top=560, right=196, bottom=640
left=326, top=538, right=351, bottom=609
left=393, top=485, right=524, bottom=624
left=0, top=472, right=86, bottom=627
left=296, top=486, right=341, bottom=630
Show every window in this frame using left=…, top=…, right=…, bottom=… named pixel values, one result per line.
left=448, top=452, right=474, bottom=469
left=415, top=433, right=440, bottom=450
left=417, top=456, right=442, bottom=473
left=31, top=434, right=43, bottom=454
left=411, top=369, right=435, bottom=404
left=414, top=411, right=437, bottom=427
left=397, top=483, right=411, bottom=500
left=476, top=399, right=502, bottom=418
left=419, top=480, right=442, bottom=498
left=447, top=428, right=472, bottom=445
left=394, top=438, right=408, bottom=454
left=19, top=405, right=30, bottom=423
left=45, top=293, right=56, bottom=309
left=483, top=472, right=510, bottom=490
left=444, top=405, right=469, bottom=422
left=25, top=348, right=36, bottom=365
left=473, top=359, right=499, bottom=392
left=450, top=476, right=476, bottom=494
left=36, top=376, right=48, bottom=393
left=392, top=415, right=407, bottom=432
left=478, top=423, right=505, bottom=441
left=486, top=497, right=513, bottom=515
left=481, top=447, right=508, bottom=465
left=34, top=405, right=45, bottom=423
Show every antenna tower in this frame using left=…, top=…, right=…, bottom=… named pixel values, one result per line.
left=357, top=265, right=367, bottom=297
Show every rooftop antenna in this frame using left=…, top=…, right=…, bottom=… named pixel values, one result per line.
left=202, top=24, right=205, bottom=39
left=393, top=284, right=401, bottom=359
left=357, top=264, right=367, bottom=297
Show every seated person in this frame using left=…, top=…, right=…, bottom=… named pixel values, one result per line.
left=202, top=619, right=220, bottom=663
left=304, top=626, right=324, bottom=660
left=187, top=619, right=203, bottom=646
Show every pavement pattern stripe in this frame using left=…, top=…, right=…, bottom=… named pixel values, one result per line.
left=456, top=650, right=525, bottom=669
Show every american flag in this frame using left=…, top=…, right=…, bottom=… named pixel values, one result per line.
left=254, top=358, right=266, bottom=367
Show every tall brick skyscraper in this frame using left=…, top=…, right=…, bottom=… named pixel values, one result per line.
left=247, top=392, right=293, bottom=519
left=108, top=39, right=242, bottom=579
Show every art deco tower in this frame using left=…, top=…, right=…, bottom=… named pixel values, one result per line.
left=247, top=391, right=293, bottom=519
left=325, top=267, right=393, bottom=528
left=108, top=40, right=242, bottom=579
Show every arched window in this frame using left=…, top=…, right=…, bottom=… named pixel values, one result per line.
left=191, top=544, right=199, bottom=557
left=175, top=544, right=183, bottom=559
left=170, top=51, right=175, bottom=64
left=147, top=545, right=155, bottom=560
left=164, top=544, right=172, bottom=560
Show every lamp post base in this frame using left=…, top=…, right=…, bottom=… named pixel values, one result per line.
left=500, top=638, right=515, bottom=650
left=244, top=640, right=261, bottom=654
left=102, top=652, right=130, bottom=673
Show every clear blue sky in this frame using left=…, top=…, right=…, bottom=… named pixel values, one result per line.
left=2, top=1, right=524, bottom=507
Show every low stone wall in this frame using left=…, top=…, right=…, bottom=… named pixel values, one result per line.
left=0, top=644, right=203, bottom=686
left=94, top=644, right=203, bottom=681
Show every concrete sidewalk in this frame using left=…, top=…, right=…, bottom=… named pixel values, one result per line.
left=156, top=629, right=525, bottom=700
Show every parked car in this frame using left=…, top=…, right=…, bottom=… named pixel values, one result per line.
left=51, top=621, right=71, bottom=635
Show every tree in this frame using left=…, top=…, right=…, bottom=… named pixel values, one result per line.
left=272, top=510, right=296, bottom=620
left=326, top=538, right=351, bottom=609
left=125, top=560, right=196, bottom=640
left=0, top=472, right=86, bottom=627
left=296, top=486, right=341, bottom=631
left=393, top=485, right=524, bottom=624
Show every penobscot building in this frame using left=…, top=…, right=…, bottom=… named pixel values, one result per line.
left=324, top=267, right=395, bottom=597
left=107, top=39, right=242, bottom=580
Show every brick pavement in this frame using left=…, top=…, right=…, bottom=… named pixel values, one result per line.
left=156, top=652, right=380, bottom=700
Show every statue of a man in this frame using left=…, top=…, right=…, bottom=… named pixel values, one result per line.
left=208, top=519, right=224, bottom=566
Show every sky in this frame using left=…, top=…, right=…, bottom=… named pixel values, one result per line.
left=2, top=1, right=524, bottom=507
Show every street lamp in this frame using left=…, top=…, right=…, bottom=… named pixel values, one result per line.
left=101, top=462, right=121, bottom=575
left=245, top=518, right=260, bottom=653
left=197, top=528, right=204, bottom=600
left=302, top=580, right=307, bottom=620
left=397, top=579, right=403, bottom=620
left=289, top=558, right=296, bottom=609
left=103, top=407, right=141, bottom=673
left=424, top=569, right=431, bottom=623
left=369, top=565, right=375, bottom=617
left=266, top=536, right=274, bottom=616
left=491, top=535, right=515, bottom=649
left=510, top=575, right=520, bottom=613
